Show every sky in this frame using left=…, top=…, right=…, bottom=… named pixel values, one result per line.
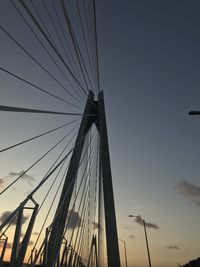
left=1, top=1, right=200, bottom=267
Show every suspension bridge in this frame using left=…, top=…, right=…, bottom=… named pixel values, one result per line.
left=0, top=1, right=121, bottom=267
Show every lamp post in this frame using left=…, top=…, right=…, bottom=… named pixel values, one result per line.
left=118, top=239, right=128, bottom=267
left=129, top=215, right=152, bottom=267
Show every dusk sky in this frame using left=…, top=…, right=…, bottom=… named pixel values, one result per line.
left=1, top=1, right=200, bottom=267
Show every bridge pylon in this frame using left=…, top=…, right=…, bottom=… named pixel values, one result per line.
left=0, top=91, right=121, bottom=267
left=46, top=90, right=121, bottom=267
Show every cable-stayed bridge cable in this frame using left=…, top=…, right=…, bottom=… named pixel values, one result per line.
left=0, top=119, right=79, bottom=153
left=19, top=0, right=89, bottom=97
left=0, top=66, right=82, bottom=109
left=75, top=0, right=97, bottom=92
left=49, top=0, right=86, bottom=99
left=0, top=123, right=80, bottom=195
left=0, top=105, right=96, bottom=116
left=60, top=0, right=93, bottom=93
left=0, top=25, right=84, bottom=108
left=11, top=0, right=85, bottom=104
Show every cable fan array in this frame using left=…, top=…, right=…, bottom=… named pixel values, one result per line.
left=0, top=1, right=105, bottom=267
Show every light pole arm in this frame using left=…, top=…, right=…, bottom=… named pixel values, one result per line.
left=188, top=110, right=200, bottom=115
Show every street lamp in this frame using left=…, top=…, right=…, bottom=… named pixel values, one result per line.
left=129, top=215, right=152, bottom=267
left=188, top=110, right=200, bottom=115
left=118, top=239, right=128, bottom=267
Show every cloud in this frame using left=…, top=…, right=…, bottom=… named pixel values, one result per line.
left=0, top=178, right=5, bottom=188
left=0, top=211, right=29, bottom=225
left=129, top=234, right=134, bottom=239
left=176, top=180, right=200, bottom=206
left=7, top=243, right=12, bottom=249
left=92, top=222, right=102, bottom=230
left=67, top=210, right=82, bottom=229
left=167, top=245, right=179, bottom=250
left=33, top=232, right=39, bottom=235
left=9, top=170, right=35, bottom=186
left=29, top=240, right=34, bottom=246
left=0, top=238, right=34, bottom=250
left=135, top=215, right=159, bottom=229
left=0, top=170, right=35, bottom=188
left=0, top=242, right=12, bottom=249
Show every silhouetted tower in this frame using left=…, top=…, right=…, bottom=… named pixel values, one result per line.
left=45, top=91, right=121, bottom=267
